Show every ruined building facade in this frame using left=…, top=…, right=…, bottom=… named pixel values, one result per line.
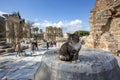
left=45, top=26, right=63, bottom=41
left=85, top=0, right=120, bottom=52
left=0, top=16, right=5, bottom=39
left=3, top=12, right=31, bottom=44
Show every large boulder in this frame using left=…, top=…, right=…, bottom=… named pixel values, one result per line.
left=35, top=48, right=120, bottom=80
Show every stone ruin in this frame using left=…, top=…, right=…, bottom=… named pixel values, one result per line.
left=35, top=32, right=120, bottom=80
left=35, top=48, right=120, bottom=80
left=0, top=12, right=30, bottom=55
left=3, top=12, right=31, bottom=45
left=85, top=0, right=120, bottom=53
left=0, top=16, right=5, bottom=38
left=45, top=26, right=63, bottom=41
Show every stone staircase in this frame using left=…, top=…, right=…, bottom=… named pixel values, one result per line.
left=0, top=39, right=14, bottom=55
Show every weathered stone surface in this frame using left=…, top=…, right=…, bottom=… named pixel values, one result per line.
left=0, top=47, right=58, bottom=80
left=5, top=48, right=15, bottom=53
left=0, top=16, right=5, bottom=39
left=35, top=48, right=120, bottom=80
left=0, top=40, right=14, bottom=55
left=0, top=52, right=41, bottom=80
left=0, top=41, right=6, bottom=45
left=0, top=50, right=5, bottom=53
left=0, top=45, right=11, bottom=49
left=85, top=0, right=120, bottom=53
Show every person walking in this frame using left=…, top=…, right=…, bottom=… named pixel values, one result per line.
left=20, top=41, right=24, bottom=56
left=50, top=41, right=53, bottom=47
left=15, top=42, right=21, bottom=57
left=35, top=41, right=38, bottom=51
left=31, top=42, right=35, bottom=55
left=53, top=41, right=56, bottom=47
left=46, top=41, right=49, bottom=49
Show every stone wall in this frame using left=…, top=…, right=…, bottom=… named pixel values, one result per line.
left=94, top=0, right=115, bottom=11
left=0, top=16, right=5, bottom=39
left=85, top=0, right=120, bottom=52
left=23, top=23, right=31, bottom=39
left=3, top=12, right=31, bottom=45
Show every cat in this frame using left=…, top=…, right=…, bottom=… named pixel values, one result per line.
left=59, top=33, right=82, bottom=61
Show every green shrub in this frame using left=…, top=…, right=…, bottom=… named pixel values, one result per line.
left=74, top=30, right=90, bottom=37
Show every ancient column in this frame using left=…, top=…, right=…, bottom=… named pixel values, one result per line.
left=14, top=22, right=19, bottom=44
left=5, top=19, right=10, bottom=43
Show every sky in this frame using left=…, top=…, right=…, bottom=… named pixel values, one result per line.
left=0, top=0, right=96, bottom=33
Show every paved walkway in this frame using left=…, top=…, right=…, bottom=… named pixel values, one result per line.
left=0, top=47, right=57, bottom=80
left=116, top=56, right=120, bottom=67
left=0, top=47, right=120, bottom=80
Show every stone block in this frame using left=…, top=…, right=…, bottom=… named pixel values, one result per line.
left=35, top=48, right=120, bottom=80
left=0, top=41, right=6, bottom=46
left=0, top=50, right=5, bottom=53
left=0, top=45, right=11, bottom=49
left=5, top=48, right=15, bottom=53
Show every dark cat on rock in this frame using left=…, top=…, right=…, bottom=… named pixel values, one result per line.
left=59, top=33, right=83, bottom=61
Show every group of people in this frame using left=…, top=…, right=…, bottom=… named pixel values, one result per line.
left=30, top=41, right=38, bottom=55
left=15, top=40, right=57, bottom=56
left=15, top=41, right=38, bottom=56
left=46, top=41, right=57, bottom=49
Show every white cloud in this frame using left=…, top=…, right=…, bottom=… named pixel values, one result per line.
left=0, top=11, right=89, bottom=33
left=33, top=19, right=85, bottom=33
left=70, top=19, right=82, bottom=25
left=0, top=11, right=8, bottom=17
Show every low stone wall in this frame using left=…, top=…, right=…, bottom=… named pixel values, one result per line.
left=35, top=48, right=120, bottom=80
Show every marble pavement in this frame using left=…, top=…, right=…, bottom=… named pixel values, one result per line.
left=0, top=47, right=57, bottom=80
left=0, top=47, right=120, bottom=80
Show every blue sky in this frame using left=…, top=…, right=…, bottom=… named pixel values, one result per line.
left=0, top=0, right=96, bottom=33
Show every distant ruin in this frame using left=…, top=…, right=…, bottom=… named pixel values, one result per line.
left=45, top=26, right=63, bottom=41
left=85, top=0, right=120, bottom=52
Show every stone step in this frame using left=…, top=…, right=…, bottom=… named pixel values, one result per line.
left=0, top=52, right=7, bottom=55
left=0, top=41, right=6, bottom=45
left=0, top=43, right=6, bottom=46
left=5, top=48, right=15, bottom=53
left=22, top=46, right=29, bottom=50
left=0, top=45, right=11, bottom=49
left=0, top=49, right=5, bottom=53
left=0, top=38, right=6, bottom=41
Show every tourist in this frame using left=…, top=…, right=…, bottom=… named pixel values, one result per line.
left=31, top=42, right=35, bottom=55
left=20, top=41, right=24, bottom=56
left=35, top=41, right=38, bottom=51
left=46, top=41, right=49, bottom=49
left=50, top=41, right=53, bottom=47
left=53, top=41, right=56, bottom=47
left=15, top=42, right=21, bottom=57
